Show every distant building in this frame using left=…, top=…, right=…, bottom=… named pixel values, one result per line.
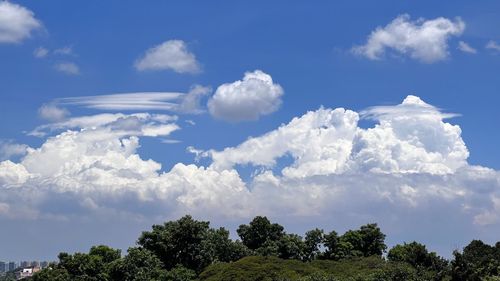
left=0, top=262, right=6, bottom=273
left=8, top=262, right=17, bottom=271
left=15, top=266, right=40, bottom=280
left=30, top=261, right=40, bottom=267
left=20, top=261, right=29, bottom=268
left=40, top=261, right=49, bottom=268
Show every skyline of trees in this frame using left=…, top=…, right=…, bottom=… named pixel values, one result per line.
left=0, top=215, right=497, bottom=280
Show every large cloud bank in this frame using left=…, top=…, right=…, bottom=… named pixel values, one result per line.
left=0, top=96, right=499, bottom=255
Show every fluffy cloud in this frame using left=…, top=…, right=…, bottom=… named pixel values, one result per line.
left=0, top=141, right=28, bottom=161
left=458, top=41, right=477, bottom=54
left=353, top=14, right=465, bottom=63
left=135, top=40, right=200, bottom=74
left=38, top=104, right=70, bottom=122
left=55, top=62, right=80, bottom=75
left=1, top=96, right=499, bottom=257
left=209, top=96, right=468, bottom=176
left=0, top=1, right=41, bottom=44
left=209, top=107, right=358, bottom=177
left=208, top=70, right=284, bottom=122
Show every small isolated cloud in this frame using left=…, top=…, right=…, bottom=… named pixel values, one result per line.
left=0, top=1, right=42, bottom=44
left=458, top=41, right=477, bottom=54
left=207, top=70, right=284, bottom=122
left=0, top=140, right=28, bottom=161
left=54, top=62, right=80, bottom=75
left=33, top=47, right=48, bottom=58
left=56, top=86, right=211, bottom=114
left=134, top=40, right=201, bottom=74
left=486, top=40, right=500, bottom=52
left=53, top=46, right=73, bottom=56
left=353, top=14, right=465, bottom=63
left=38, top=104, right=70, bottom=122
left=161, top=139, right=181, bottom=144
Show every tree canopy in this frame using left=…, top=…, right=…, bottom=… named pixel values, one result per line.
left=22, top=215, right=499, bottom=281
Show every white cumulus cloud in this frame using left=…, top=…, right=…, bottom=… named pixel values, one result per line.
left=0, top=141, right=28, bottom=161
left=0, top=1, right=41, bottom=44
left=208, top=70, right=284, bottom=122
left=353, top=14, right=465, bottom=63
left=0, top=96, right=499, bottom=257
left=135, top=40, right=201, bottom=74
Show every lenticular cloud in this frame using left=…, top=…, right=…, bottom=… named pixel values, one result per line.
left=0, top=96, right=499, bottom=253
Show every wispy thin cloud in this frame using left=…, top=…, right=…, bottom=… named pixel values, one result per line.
left=458, top=41, right=477, bottom=54
left=486, top=40, right=500, bottom=52
left=33, top=47, right=48, bottom=58
left=56, top=86, right=211, bottom=113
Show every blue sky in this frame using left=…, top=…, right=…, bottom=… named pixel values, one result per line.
left=1, top=0, right=500, bottom=260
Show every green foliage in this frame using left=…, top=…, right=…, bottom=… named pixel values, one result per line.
left=304, top=229, right=324, bottom=261
left=25, top=215, right=499, bottom=281
left=88, top=245, right=121, bottom=264
left=357, top=224, right=386, bottom=257
left=199, top=256, right=322, bottom=281
left=137, top=215, right=248, bottom=273
left=199, top=255, right=436, bottom=281
left=277, top=234, right=306, bottom=260
left=137, top=215, right=212, bottom=272
left=164, top=265, right=197, bottom=281
left=203, top=227, right=252, bottom=263
left=387, top=241, right=448, bottom=274
left=32, top=245, right=121, bottom=281
left=323, top=224, right=386, bottom=260
left=31, top=268, right=71, bottom=281
left=237, top=216, right=285, bottom=250
left=107, top=247, right=167, bottom=281
left=451, top=240, right=500, bottom=281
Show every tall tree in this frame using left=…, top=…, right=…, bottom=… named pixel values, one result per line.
left=237, top=216, right=285, bottom=250
left=137, top=215, right=213, bottom=272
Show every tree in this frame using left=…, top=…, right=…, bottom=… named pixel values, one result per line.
left=303, top=228, right=324, bottom=261
left=108, top=247, right=167, bottom=281
left=357, top=223, right=386, bottom=257
left=137, top=215, right=213, bottom=272
left=31, top=268, right=71, bottom=281
left=237, top=216, right=285, bottom=250
left=89, top=245, right=121, bottom=264
left=388, top=242, right=447, bottom=273
left=164, top=265, right=197, bottom=281
left=277, top=234, right=305, bottom=260
left=451, top=240, right=500, bottom=280
left=203, top=227, right=251, bottom=263
left=322, top=224, right=386, bottom=260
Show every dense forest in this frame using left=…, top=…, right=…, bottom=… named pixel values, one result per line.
left=3, top=215, right=499, bottom=281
